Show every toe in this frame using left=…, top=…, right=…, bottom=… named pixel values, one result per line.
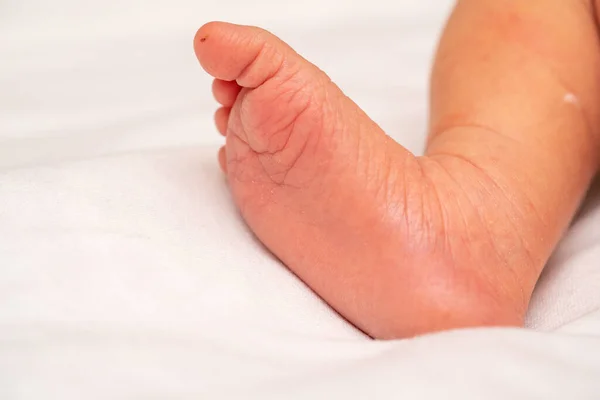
left=218, top=146, right=227, bottom=172
left=212, top=79, right=242, bottom=107
left=194, top=21, right=320, bottom=88
left=214, top=107, right=231, bottom=136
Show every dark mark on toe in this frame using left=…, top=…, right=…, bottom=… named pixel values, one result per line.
left=199, top=36, right=208, bottom=43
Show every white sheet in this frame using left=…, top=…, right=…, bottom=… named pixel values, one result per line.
left=1, top=0, right=599, bottom=398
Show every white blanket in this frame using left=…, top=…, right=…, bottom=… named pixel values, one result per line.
left=1, top=0, right=599, bottom=398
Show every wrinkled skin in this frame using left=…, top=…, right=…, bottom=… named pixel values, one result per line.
left=195, top=0, right=600, bottom=339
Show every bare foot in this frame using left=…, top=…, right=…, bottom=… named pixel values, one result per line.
left=194, top=19, right=597, bottom=339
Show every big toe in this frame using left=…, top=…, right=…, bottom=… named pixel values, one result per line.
left=194, top=22, right=316, bottom=89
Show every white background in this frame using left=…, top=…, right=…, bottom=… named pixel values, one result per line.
left=1, top=0, right=599, bottom=398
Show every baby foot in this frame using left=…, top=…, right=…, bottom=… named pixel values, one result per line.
left=194, top=22, right=534, bottom=339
